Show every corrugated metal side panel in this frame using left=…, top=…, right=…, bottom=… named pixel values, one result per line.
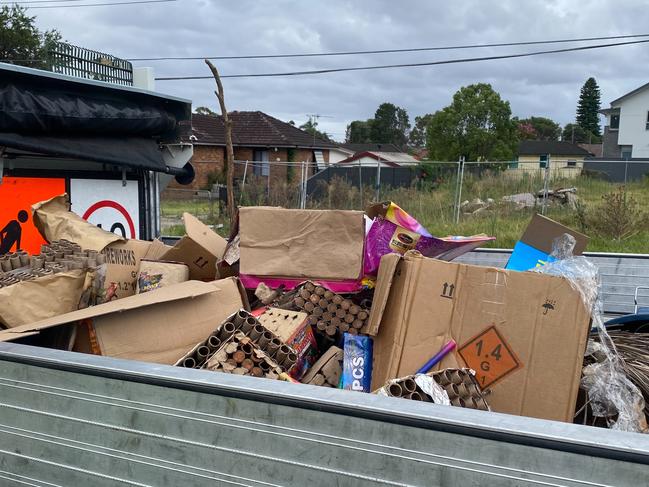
left=456, top=250, right=649, bottom=315
left=0, top=344, right=648, bottom=486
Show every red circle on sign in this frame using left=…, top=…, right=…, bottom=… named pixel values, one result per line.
left=82, top=200, right=136, bottom=239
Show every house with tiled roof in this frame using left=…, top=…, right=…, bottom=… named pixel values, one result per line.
left=174, top=112, right=339, bottom=189
left=513, top=140, right=594, bottom=178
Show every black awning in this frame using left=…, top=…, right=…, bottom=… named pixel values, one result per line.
left=0, top=133, right=166, bottom=171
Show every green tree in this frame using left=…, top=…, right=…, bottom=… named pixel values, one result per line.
left=345, top=119, right=374, bottom=143
left=562, top=123, right=601, bottom=144
left=299, top=117, right=334, bottom=142
left=576, top=77, right=601, bottom=136
left=0, top=6, right=61, bottom=70
left=409, top=114, right=432, bottom=147
left=194, top=106, right=217, bottom=116
left=516, top=116, right=561, bottom=141
left=370, top=102, right=410, bottom=147
left=426, top=83, right=518, bottom=161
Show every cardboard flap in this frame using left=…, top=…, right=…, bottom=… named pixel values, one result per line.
left=183, top=212, right=228, bottom=259
left=363, top=253, right=401, bottom=336
left=0, top=280, right=218, bottom=340
left=32, top=194, right=123, bottom=251
left=521, top=214, right=589, bottom=255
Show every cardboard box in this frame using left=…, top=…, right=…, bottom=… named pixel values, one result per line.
left=237, top=207, right=365, bottom=290
left=0, top=278, right=247, bottom=365
left=101, top=238, right=160, bottom=300
left=161, top=213, right=228, bottom=281
left=369, top=252, right=591, bottom=422
left=506, top=214, right=589, bottom=271
left=256, top=307, right=318, bottom=379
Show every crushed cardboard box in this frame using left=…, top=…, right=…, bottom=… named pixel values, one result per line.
left=368, top=252, right=591, bottom=423
left=161, top=212, right=228, bottom=281
left=0, top=278, right=247, bottom=365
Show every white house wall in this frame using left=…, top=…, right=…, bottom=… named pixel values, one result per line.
left=328, top=149, right=353, bottom=164
left=616, top=90, right=649, bottom=158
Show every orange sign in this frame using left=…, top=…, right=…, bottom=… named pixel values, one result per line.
left=458, top=326, right=521, bottom=388
left=0, top=177, right=66, bottom=255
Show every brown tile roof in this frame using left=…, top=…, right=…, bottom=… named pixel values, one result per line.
left=518, top=140, right=593, bottom=156
left=340, top=143, right=403, bottom=152
left=187, top=112, right=338, bottom=149
left=578, top=143, right=603, bottom=158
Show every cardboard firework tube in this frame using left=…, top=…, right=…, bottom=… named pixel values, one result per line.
left=10, top=254, right=21, bottom=269
left=0, top=257, right=11, bottom=272
left=241, top=358, right=255, bottom=371
left=332, top=295, right=343, bottom=305
left=309, top=294, right=320, bottom=304
left=449, top=370, right=463, bottom=384
left=242, top=316, right=257, bottom=334
left=314, top=286, right=326, bottom=296
left=335, top=308, right=346, bottom=319
left=339, top=322, right=350, bottom=333
left=348, top=328, right=358, bottom=335
left=403, top=378, right=417, bottom=393
left=316, top=321, right=328, bottom=332
left=282, top=353, right=298, bottom=369
left=437, top=370, right=453, bottom=386
left=276, top=345, right=291, bottom=363
left=267, top=338, right=281, bottom=356
left=476, top=399, right=489, bottom=411
left=324, top=290, right=335, bottom=300
left=207, top=335, right=221, bottom=351
left=251, top=367, right=264, bottom=377
left=457, top=383, right=471, bottom=398
left=388, top=383, right=403, bottom=397
left=322, top=311, right=333, bottom=321
left=357, top=311, right=369, bottom=321
left=466, top=384, right=481, bottom=397
left=317, top=298, right=328, bottom=308
left=259, top=360, right=271, bottom=372
left=304, top=302, right=315, bottom=313
left=305, top=282, right=315, bottom=292
left=232, top=350, right=246, bottom=364
left=330, top=317, right=342, bottom=328
left=344, top=314, right=355, bottom=324
left=18, top=251, right=29, bottom=267
left=325, top=325, right=337, bottom=337
left=233, top=310, right=248, bottom=328
left=312, top=307, right=323, bottom=317
left=349, top=304, right=361, bottom=316
left=451, top=397, right=466, bottom=408
left=249, top=324, right=264, bottom=341
left=407, top=392, right=424, bottom=401
left=447, top=383, right=460, bottom=398
left=258, top=331, right=273, bottom=349
left=218, top=322, right=236, bottom=340
left=182, top=357, right=196, bottom=368
left=352, top=319, right=364, bottom=329
left=241, top=342, right=254, bottom=356
left=327, top=303, right=338, bottom=313
left=31, top=256, right=44, bottom=269
left=340, top=299, right=351, bottom=311
left=294, top=297, right=306, bottom=308
left=307, top=315, right=318, bottom=326
left=299, top=289, right=311, bottom=300
left=196, top=346, right=210, bottom=362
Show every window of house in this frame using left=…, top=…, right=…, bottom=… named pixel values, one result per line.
left=567, top=160, right=577, bottom=167
left=646, top=111, right=649, bottom=130
left=610, top=114, right=620, bottom=130
left=622, top=150, right=632, bottom=160
left=253, top=149, right=270, bottom=176
left=539, top=154, right=548, bottom=168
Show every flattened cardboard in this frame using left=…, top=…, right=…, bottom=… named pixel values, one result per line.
left=0, top=278, right=247, bottom=365
left=161, top=213, right=227, bottom=281
left=370, top=253, right=591, bottom=423
left=238, top=207, right=365, bottom=281
left=361, top=253, right=400, bottom=336
left=506, top=214, right=589, bottom=271
left=102, top=238, right=154, bottom=300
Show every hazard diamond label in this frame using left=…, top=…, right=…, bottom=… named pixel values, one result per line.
left=458, top=326, right=521, bottom=388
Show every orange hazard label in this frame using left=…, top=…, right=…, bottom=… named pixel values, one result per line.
left=0, top=177, right=66, bottom=255
left=458, top=326, right=521, bottom=388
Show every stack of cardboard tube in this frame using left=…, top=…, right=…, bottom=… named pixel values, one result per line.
left=430, top=368, right=490, bottom=410
left=293, top=282, right=369, bottom=340
left=203, top=332, right=283, bottom=379
left=385, top=377, right=431, bottom=402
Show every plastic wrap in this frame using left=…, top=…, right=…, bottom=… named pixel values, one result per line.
left=534, top=234, right=647, bottom=432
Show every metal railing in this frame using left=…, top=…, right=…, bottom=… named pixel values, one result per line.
left=49, top=42, right=133, bottom=85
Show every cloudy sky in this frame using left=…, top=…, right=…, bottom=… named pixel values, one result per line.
left=33, top=0, right=649, bottom=141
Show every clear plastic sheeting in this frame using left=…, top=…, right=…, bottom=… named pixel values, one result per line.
left=534, top=234, right=647, bottom=433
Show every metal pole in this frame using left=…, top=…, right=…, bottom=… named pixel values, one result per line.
left=541, top=155, right=551, bottom=215
left=455, top=156, right=465, bottom=224
left=359, top=162, right=363, bottom=209
left=454, top=158, right=461, bottom=223
left=240, top=160, right=249, bottom=204
left=375, top=154, right=381, bottom=202
left=624, top=161, right=628, bottom=185
left=299, top=160, right=304, bottom=209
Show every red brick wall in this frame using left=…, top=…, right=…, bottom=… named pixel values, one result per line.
left=167, top=145, right=225, bottom=190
